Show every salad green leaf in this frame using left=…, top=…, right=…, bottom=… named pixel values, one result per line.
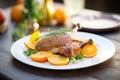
left=71, top=52, right=84, bottom=64
left=24, top=49, right=38, bottom=56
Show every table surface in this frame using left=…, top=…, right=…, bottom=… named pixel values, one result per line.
left=0, top=7, right=120, bottom=80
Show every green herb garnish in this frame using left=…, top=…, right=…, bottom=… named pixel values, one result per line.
left=24, top=49, right=38, bottom=56
left=46, top=28, right=73, bottom=37
left=71, top=52, right=84, bottom=64
left=71, top=57, right=77, bottom=64
left=75, top=52, right=84, bottom=60
left=36, top=28, right=73, bottom=40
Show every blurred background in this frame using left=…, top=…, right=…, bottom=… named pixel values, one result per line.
left=55, top=0, right=120, bottom=14
left=0, top=0, right=120, bottom=37
left=0, top=0, right=120, bottom=14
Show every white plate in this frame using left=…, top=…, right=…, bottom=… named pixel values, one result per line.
left=11, top=32, right=115, bottom=70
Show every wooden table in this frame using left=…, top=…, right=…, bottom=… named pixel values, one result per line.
left=0, top=8, right=120, bottom=80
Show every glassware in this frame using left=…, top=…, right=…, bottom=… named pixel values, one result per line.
left=39, top=0, right=55, bottom=25
left=64, top=0, right=85, bottom=17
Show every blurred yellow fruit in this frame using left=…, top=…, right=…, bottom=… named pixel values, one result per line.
left=11, top=4, right=24, bottom=23
left=54, top=8, right=67, bottom=24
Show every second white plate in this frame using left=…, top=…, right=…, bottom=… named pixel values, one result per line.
left=72, top=13, right=120, bottom=32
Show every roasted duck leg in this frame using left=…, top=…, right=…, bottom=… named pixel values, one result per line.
left=36, top=24, right=81, bottom=51
left=59, top=39, right=93, bottom=57
left=36, top=24, right=93, bottom=58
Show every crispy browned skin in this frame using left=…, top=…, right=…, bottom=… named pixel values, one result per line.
left=35, top=33, right=74, bottom=51
left=59, top=41, right=82, bottom=57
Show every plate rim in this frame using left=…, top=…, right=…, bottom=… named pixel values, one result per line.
left=11, top=32, right=115, bottom=70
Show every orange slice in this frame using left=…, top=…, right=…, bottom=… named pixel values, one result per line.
left=48, top=54, right=69, bottom=66
left=81, top=44, right=98, bottom=58
left=30, top=31, right=40, bottom=45
left=24, top=42, right=35, bottom=50
left=30, top=51, right=52, bottom=62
